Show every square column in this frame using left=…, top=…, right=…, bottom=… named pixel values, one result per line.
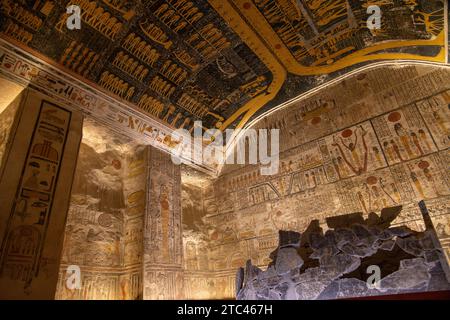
left=0, top=89, right=83, bottom=299
left=143, top=147, right=184, bottom=299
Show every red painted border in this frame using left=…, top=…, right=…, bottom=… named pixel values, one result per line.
left=344, top=290, right=450, bottom=300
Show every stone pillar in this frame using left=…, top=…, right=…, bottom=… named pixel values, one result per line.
left=0, top=78, right=24, bottom=168
left=0, top=89, right=83, bottom=299
left=121, top=144, right=148, bottom=300
left=143, top=147, right=184, bottom=300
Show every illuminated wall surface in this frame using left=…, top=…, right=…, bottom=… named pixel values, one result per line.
left=182, top=64, right=450, bottom=300
left=55, top=119, right=146, bottom=300
left=48, top=64, right=449, bottom=300
left=0, top=0, right=449, bottom=300
left=0, top=78, right=24, bottom=168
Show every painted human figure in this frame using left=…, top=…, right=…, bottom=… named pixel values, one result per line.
left=390, top=139, right=404, bottom=162
left=372, top=146, right=384, bottom=166
left=394, top=123, right=413, bottom=158
left=331, top=157, right=342, bottom=179
left=419, top=161, right=442, bottom=197
left=332, top=126, right=368, bottom=175
left=411, top=132, right=424, bottom=155
left=410, top=170, right=425, bottom=198
left=418, top=129, right=432, bottom=151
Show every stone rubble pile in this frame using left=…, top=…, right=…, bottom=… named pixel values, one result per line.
left=236, top=207, right=450, bottom=300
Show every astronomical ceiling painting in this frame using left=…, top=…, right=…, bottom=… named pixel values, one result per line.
left=0, top=0, right=448, bottom=135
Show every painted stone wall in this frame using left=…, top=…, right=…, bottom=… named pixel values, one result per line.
left=143, top=148, right=184, bottom=300
left=0, top=89, right=83, bottom=299
left=182, top=65, right=450, bottom=299
left=0, top=78, right=24, bottom=169
left=56, top=119, right=147, bottom=300
left=121, top=144, right=147, bottom=300
left=51, top=64, right=450, bottom=300
left=56, top=124, right=184, bottom=300
left=0, top=93, right=20, bottom=170
left=181, top=167, right=236, bottom=299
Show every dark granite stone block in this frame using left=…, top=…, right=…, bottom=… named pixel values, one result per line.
left=335, top=228, right=357, bottom=248
left=379, top=239, right=396, bottom=251
left=388, top=226, right=413, bottom=238
left=396, top=237, right=424, bottom=257
left=235, top=267, right=245, bottom=296
left=275, top=247, right=304, bottom=275
left=379, top=262, right=429, bottom=291
left=237, top=205, right=446, bottom=301
left=279, top=230, right=301, bottom=248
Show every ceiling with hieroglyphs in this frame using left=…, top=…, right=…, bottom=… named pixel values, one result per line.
left=0, top=0, right=447, bottom=134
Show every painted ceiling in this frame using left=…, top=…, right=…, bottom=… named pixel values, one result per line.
left=0, top=0, right=448, bottom=134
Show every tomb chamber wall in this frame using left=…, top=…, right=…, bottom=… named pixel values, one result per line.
left=181, top=65, right=450, bottom=299
left=55, top=119, right=147, bottom=300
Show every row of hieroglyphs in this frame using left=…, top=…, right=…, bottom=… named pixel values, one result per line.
left=141, top=0, right=232, bottom=68
left=56, top=0, right=123, bottom=39
left=185, top=23, right=231, bottom=60
left=149, top=0, right=230, bottom=60
left=119, top=26, right=213, bottom=130
left=55, top=21, right=204, bottom=131
left=160, top=60, right=188, bottom=85
left=119, top=32, right=198, bottom=128
left=56, top=268, right=142, bottom=300
left=99, top=71, right=135, bottom=100
left=247, top=65, right=450, bottom=157
left=149, top=75, right=176, bottom=98
left=99, top=55, right=203, bottom=131
left=102, top=0, right=136, bottom=20
left=122, top=33, right=161, bottom=66
left=139, top=19, right=173, bottom=49
left=60, top=41, right=100, bottom=77
left=177, top=66, right=450, bottom=299
left=0, top=101, right=71, bottom=292
left=112, top=52, right=149, bottom=81
left=137, top=95, right=165, bottom=118
left=213, top=85, right=450, bottom=217
left=153, top=0, right=203, bottom=33
left=0, top=44, right=196, bottom=167
left=0, top=0, right=267, bottom=132
left=1, top=0, right=43, bottom=30
left=0, top=0, right=51, bottom=45
left=1, top=21, right=34, bottom=45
